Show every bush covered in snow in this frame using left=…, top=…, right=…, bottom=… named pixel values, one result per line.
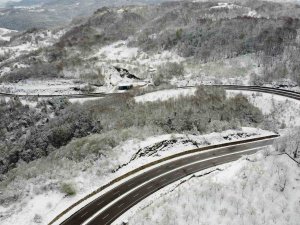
left=153, top=62, right=184, bottom=86
left=60, top=183, right=76, bottom=196
left=274, top=128, right=300, bottom=160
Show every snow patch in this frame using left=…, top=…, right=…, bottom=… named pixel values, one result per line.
left=93, top=41, right=139, bottom=61
left=135, top=88, right=197, bottom=103
left=210, top=3, right=242, bottom=10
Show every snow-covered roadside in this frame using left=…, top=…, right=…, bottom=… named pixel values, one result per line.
left=227, top=90, right=300, bottom=128
left=117, top=150, right=300, bottom=225
left=0, top=128, right=273, bottom=225
left=1, top=96, right=104, bottom=107
left=134, top=88, right=197, bottom=103
left=69, top=97, right=104, bottom=104
left=111, top=128, right=274, bottom=174
left=0, top=79, right=109, bottom=95
left=0, top=79, right=79, bottom=95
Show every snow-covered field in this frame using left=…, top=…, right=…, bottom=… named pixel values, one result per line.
left=69, top=97, right=104, bottom=104
left=117, top=150, right=300, bottom=225
left=0, top=128, right=272, bottom=225
left=135, top=88, right=197, bottom=103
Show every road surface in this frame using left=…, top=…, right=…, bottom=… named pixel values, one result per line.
left=57, top=135, right=278, bottom=225
left=214, top=85, right=300, bottom=100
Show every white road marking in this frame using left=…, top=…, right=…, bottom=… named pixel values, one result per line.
left=103, top=214, right=110, bottom=219
left=127, top=182, right=134, bottom=187
left=133, top=193, right=139, bottom=198
left=97, top=200, right=105, bottom=206
left=114, top=191, right=120, bottom=195
left=81, top=212, right=88, bottom=218
left=118, top=202, right=125, bottom=208
left=147, top=185, right=153, bottom=190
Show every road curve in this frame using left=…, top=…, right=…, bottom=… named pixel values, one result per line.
left=212, top=85, right=300, bottom=100
left=1, top=85, right=300, bottom=100
left=56, top=135, right=278, bottom=225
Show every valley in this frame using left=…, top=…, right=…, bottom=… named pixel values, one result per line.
left=0, top=1, right=299, bottom=225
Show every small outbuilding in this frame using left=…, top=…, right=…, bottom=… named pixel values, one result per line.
left=118, top=84, right=133, bottom=90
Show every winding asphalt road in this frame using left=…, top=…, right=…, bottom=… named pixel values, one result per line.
left=57, top=135, right=278, bottom=225
left=1, top=85, right=300, bottom=100
left=214, top=85, right=300, bottom=100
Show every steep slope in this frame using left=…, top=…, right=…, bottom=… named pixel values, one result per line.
left=0, top=28, right=17, bottom=42
left=1, top=0, right=300, bottom=91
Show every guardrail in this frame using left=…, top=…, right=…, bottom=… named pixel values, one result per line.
left=49, top=134, right=279, bottom=225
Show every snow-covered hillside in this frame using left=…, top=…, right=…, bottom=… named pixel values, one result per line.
left=0, top=128, right=272, bottom=225
left=2, top=0, right=300, bottom=94
left=0, top=29, right=64, bottom=61
left=86, top=40, right=184, bottom=82
left=0, top=28, right=16, bottom=42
